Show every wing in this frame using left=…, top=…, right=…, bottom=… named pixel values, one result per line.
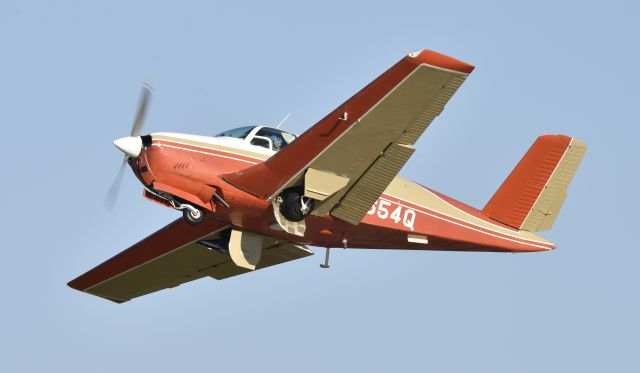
left=223, top=49, right=474, bottom=224
left=68, top=218, right=313, bottom=303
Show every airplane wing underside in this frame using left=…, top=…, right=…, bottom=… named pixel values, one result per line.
left=223, top=50, right=474, bottom=225
left=68, top=219, right=313, bottom=303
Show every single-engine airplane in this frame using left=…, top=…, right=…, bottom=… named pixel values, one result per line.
left=68, top=50, right=586, bottom=303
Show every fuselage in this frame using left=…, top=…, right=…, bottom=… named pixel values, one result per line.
left=128, top=128, right=555, bottom=253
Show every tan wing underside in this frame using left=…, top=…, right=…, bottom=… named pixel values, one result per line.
left=306, top=65, right=468, bottom=224
left=82, top=231, right=312, bottom=302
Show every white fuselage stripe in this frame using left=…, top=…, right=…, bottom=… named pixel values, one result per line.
left=152, top=142, right=261, bottom=165
left=385, top=189, right=549, bottom=244
left=379, top=195, right=552, bottom=249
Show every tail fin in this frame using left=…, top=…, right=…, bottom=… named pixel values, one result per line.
left=483, top=135, right=586, bottom=232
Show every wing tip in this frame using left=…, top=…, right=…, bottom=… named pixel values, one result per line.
left=407, top=49, right=475, bottom=74
left=67, top=281, right=129, bottom=304
left=67, top=278, right=83, bottom=291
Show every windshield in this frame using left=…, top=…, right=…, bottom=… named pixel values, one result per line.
left=215, top=126, right=255, bottom=139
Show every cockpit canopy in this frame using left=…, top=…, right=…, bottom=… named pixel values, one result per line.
left=215, top=126, right=297, bottom=151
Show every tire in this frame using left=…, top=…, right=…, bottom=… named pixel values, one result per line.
left=279, top=188, right=315, bottom=222
left=183, top=207, right=205, bottom=226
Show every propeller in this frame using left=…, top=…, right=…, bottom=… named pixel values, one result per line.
left=130, top=81, right=153, bottom=137
left=103, top=159, right=127, bottom=211
left=103, top=82, right=153, bottom=211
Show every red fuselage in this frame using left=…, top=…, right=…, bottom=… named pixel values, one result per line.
left=128, top=132, right=555, bottom=253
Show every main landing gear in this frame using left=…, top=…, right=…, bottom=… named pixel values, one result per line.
left=278, top=188, right=315, bottom=222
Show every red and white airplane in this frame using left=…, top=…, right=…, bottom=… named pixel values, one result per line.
left=68, top=50, right=586, bottom=303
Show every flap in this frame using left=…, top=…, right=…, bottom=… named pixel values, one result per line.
left=325, top=143, right=415, bottom=224
left=304, top=168, right=350, bottom=200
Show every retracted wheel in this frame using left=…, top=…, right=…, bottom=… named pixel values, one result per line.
left=279, top=188, right=315, bottom=222
left=183, top=206, right=205, bottom=226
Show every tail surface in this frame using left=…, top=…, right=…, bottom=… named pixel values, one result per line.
left=483, top=135, right=586, bottom=232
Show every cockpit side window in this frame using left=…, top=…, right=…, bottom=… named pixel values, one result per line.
left=215, top=126, right=255, bottom=139
left=254, top=128, right=296, bottom=151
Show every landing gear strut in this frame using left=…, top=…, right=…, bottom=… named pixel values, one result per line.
left=278, top=188, right=315, bottom=222
left=144, top=187, right=206, bottom=226
left=170, top=199, right=204, bottom=226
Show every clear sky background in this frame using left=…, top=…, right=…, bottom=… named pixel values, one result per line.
left=1, top=1, right=638, bottom=372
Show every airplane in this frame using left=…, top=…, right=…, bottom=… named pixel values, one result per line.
left=68, top=49, right=587, bottom=303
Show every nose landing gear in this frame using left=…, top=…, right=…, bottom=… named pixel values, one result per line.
left=169, top=198, right=204, bottom=226
left=144, top=187, right=206, bottom=226
left=182, top=206, right=204, bottom=225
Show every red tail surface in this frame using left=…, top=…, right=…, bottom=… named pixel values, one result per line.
left=483, top=135, right=586, bottom=232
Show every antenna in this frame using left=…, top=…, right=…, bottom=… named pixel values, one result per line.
left=275, top=112, right=291, bottom=129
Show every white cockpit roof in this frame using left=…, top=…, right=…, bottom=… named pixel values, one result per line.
left=215, top=126, right=297, bottom=152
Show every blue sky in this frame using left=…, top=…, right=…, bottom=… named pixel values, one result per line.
left=1, top=1, right=638, bottom=372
